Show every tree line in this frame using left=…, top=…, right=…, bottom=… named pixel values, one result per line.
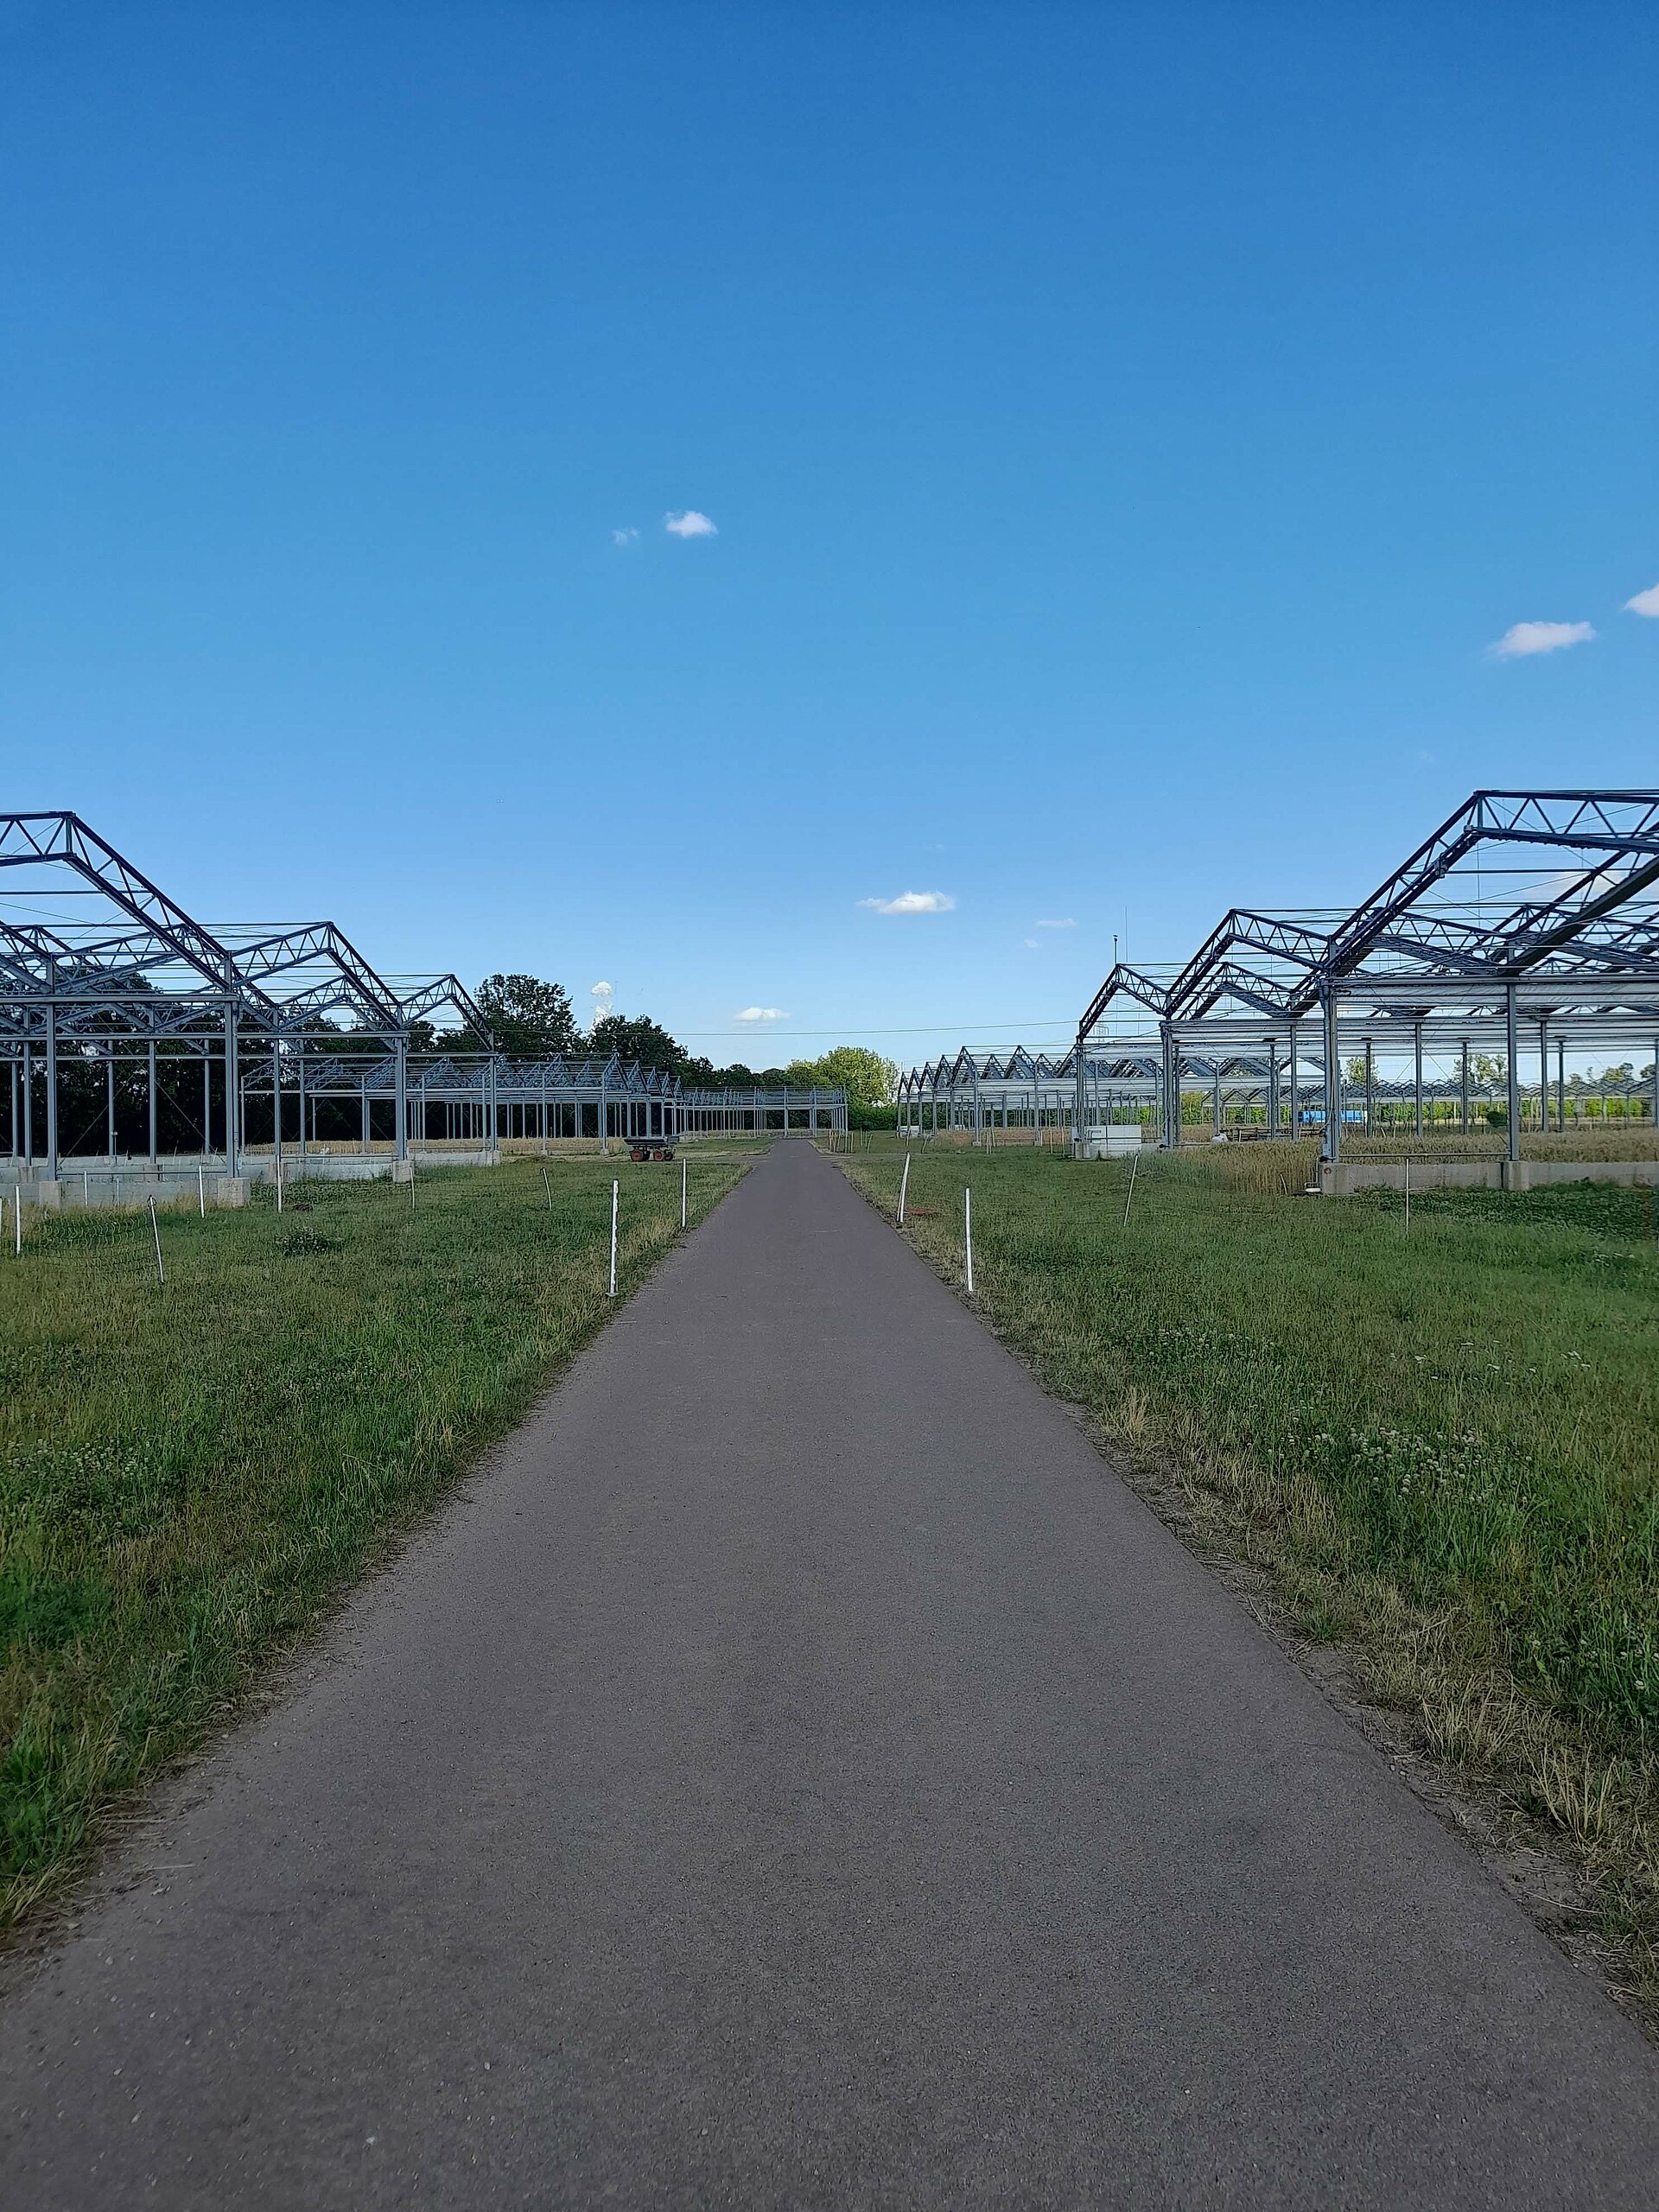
left=466, top=975, right=899, bottom=1122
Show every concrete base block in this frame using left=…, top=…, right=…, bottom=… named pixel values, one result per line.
left=217, top=1178, right=250, bottom=1209
left=391, top=1159, right=415, bottom=1184
left=29, top=1179, right=65, bottom=1211
left=1079, top=1126, right=1143, bottom=1160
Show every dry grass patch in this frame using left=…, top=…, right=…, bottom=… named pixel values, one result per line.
left=842, top=1142, right=1659, bottom=2025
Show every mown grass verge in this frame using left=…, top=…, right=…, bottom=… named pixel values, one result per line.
left=0, top=1154, right=746, bottom=1930
left=842, top=1143, right=1659, bottom=2020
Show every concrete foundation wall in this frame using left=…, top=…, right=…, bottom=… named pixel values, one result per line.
left=0, top=1149, right=505, bottom=1210
left=1322, top=1159, right=1659, bottom=1196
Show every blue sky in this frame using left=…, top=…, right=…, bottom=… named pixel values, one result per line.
left=3, top=2, right=1655, bottom=1060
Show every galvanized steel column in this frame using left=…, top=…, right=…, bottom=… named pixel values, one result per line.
left=44, top=984, right=60, bottom=1181
left=224, top=966, right=240, bottom=1179
left=1504, top=984, right=1520, bottom=1164
left=1287, top=1019, right=1300, bottom=1141
left=1414, top=1022, right=1424, bottom=1138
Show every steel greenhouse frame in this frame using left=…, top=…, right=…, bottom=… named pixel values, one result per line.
left=1071, top=791, right=1659, bottom=1161
left=897, top=792, right=1659, bottom=1161
left=1, top=813, right=844, bottom=1198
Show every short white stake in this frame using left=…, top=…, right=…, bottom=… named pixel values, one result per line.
left=897, top=1152, right=911, bottom=1226
left=13, top=1192, right=20, bottom=1256
left=198, top=1163, right=206, bottom=1217
left=148, top=1198, right=165, bottom=1286
left=276, top=1158, right=283, bottom=1213
left=964, top=1185, right=974, bottom=1295
left=681, top=1154, right=688, bottom=1230
left=608, top=1178, right=619, bottom=1298
left=543, top=1166, right=553, bottom=1212
left=1122, top=1151, right=1140, bottom=1225
left=1403, top=1156, right=1411, bottom=1234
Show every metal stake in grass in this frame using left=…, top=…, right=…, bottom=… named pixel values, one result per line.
left=197, top=1163, right=206, bottom=1217
left=897, top=1152, right=911, bottom=1226
left=681, top=1154, right=688, bottom=1230
left=12, top=1191, right=20, bottom=1257
left=1122, top=1150, right=1141, bottom=1225
left=542, top=1166, right=553, bottom=1212
left=1403, top=1156, right=1411, bottom=1234
left=148, top=1198, right=165, bottom=1286
left=608, top=1177, right=619, bottom=1298
left=964, top=1185, right=974, bottom=1295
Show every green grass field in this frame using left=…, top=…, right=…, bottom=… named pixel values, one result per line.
left=0, top=1153, right=746, bottom=1929
left=842, top=1141, right=1659, bottom=2003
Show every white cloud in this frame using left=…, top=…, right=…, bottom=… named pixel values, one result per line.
left=858, top=889, right=956, bottom=915
left=1489, top=620, right=1596, bottom=659
left=1624, top=582, right=1659, bottom=618
left=734, top=1006, right=788, bottom=1022
left=1034, top=917, right=1077, bottom=930
left=590, top=982, right=614, bottom=1015
left=1022, top=938, right=1039, bottom=950
left=664, top=510, right=717, bottom=538
left=611, top=527, right=638, bottom=545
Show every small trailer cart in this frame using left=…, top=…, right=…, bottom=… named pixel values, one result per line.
left=625, top=1134, right=677, bottom=1163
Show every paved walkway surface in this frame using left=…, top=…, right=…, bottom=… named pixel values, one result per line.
left=3, top=1141, right=1658, bottom=2208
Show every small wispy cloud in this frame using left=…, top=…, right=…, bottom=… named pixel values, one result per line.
left=1624, top=582, right=1659, bottom=619
left=1034, top=918, right=1076, bottom=930
left=590, top=982, right=614, bottom=1016
left=611, top=526, right=638, bottom=545
left=664, top=510, right=717, bottom=538
left=1022, top=938, right=1039, bottom=950
left=1489, top=620, right=1596, bottom=659
left=858, top=890, right=956, bottom=915
left=734, top=1006, right=788, bottom=1023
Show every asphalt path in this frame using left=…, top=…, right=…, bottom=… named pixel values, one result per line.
left=3, top=1141, right=1657, bottom=2208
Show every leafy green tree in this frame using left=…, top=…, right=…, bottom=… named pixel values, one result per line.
left=473, top=974, right=581, bottom=1058
left=588, top=1011, right=685, bottom=1072
left=782, top=1046, right=897, bottom=1109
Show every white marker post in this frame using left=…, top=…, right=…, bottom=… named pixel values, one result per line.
left=13, top=1192, right=20, bottom=1257
left=608, top=1178, right=619, bottom=1298
left=897, top=1152, right=911, bottom=1226
left=198, top=1163, right=207, bottom=1217
left=963, top=1185, right=974, bottom=1295
left=276, top=1157, right=283, bottom=1213
left=148, top=1198, right=165, bottom=1286
left=681, top=1154, right=688, bottom=1230
left=543, top=1166, right=553, bottom=1213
